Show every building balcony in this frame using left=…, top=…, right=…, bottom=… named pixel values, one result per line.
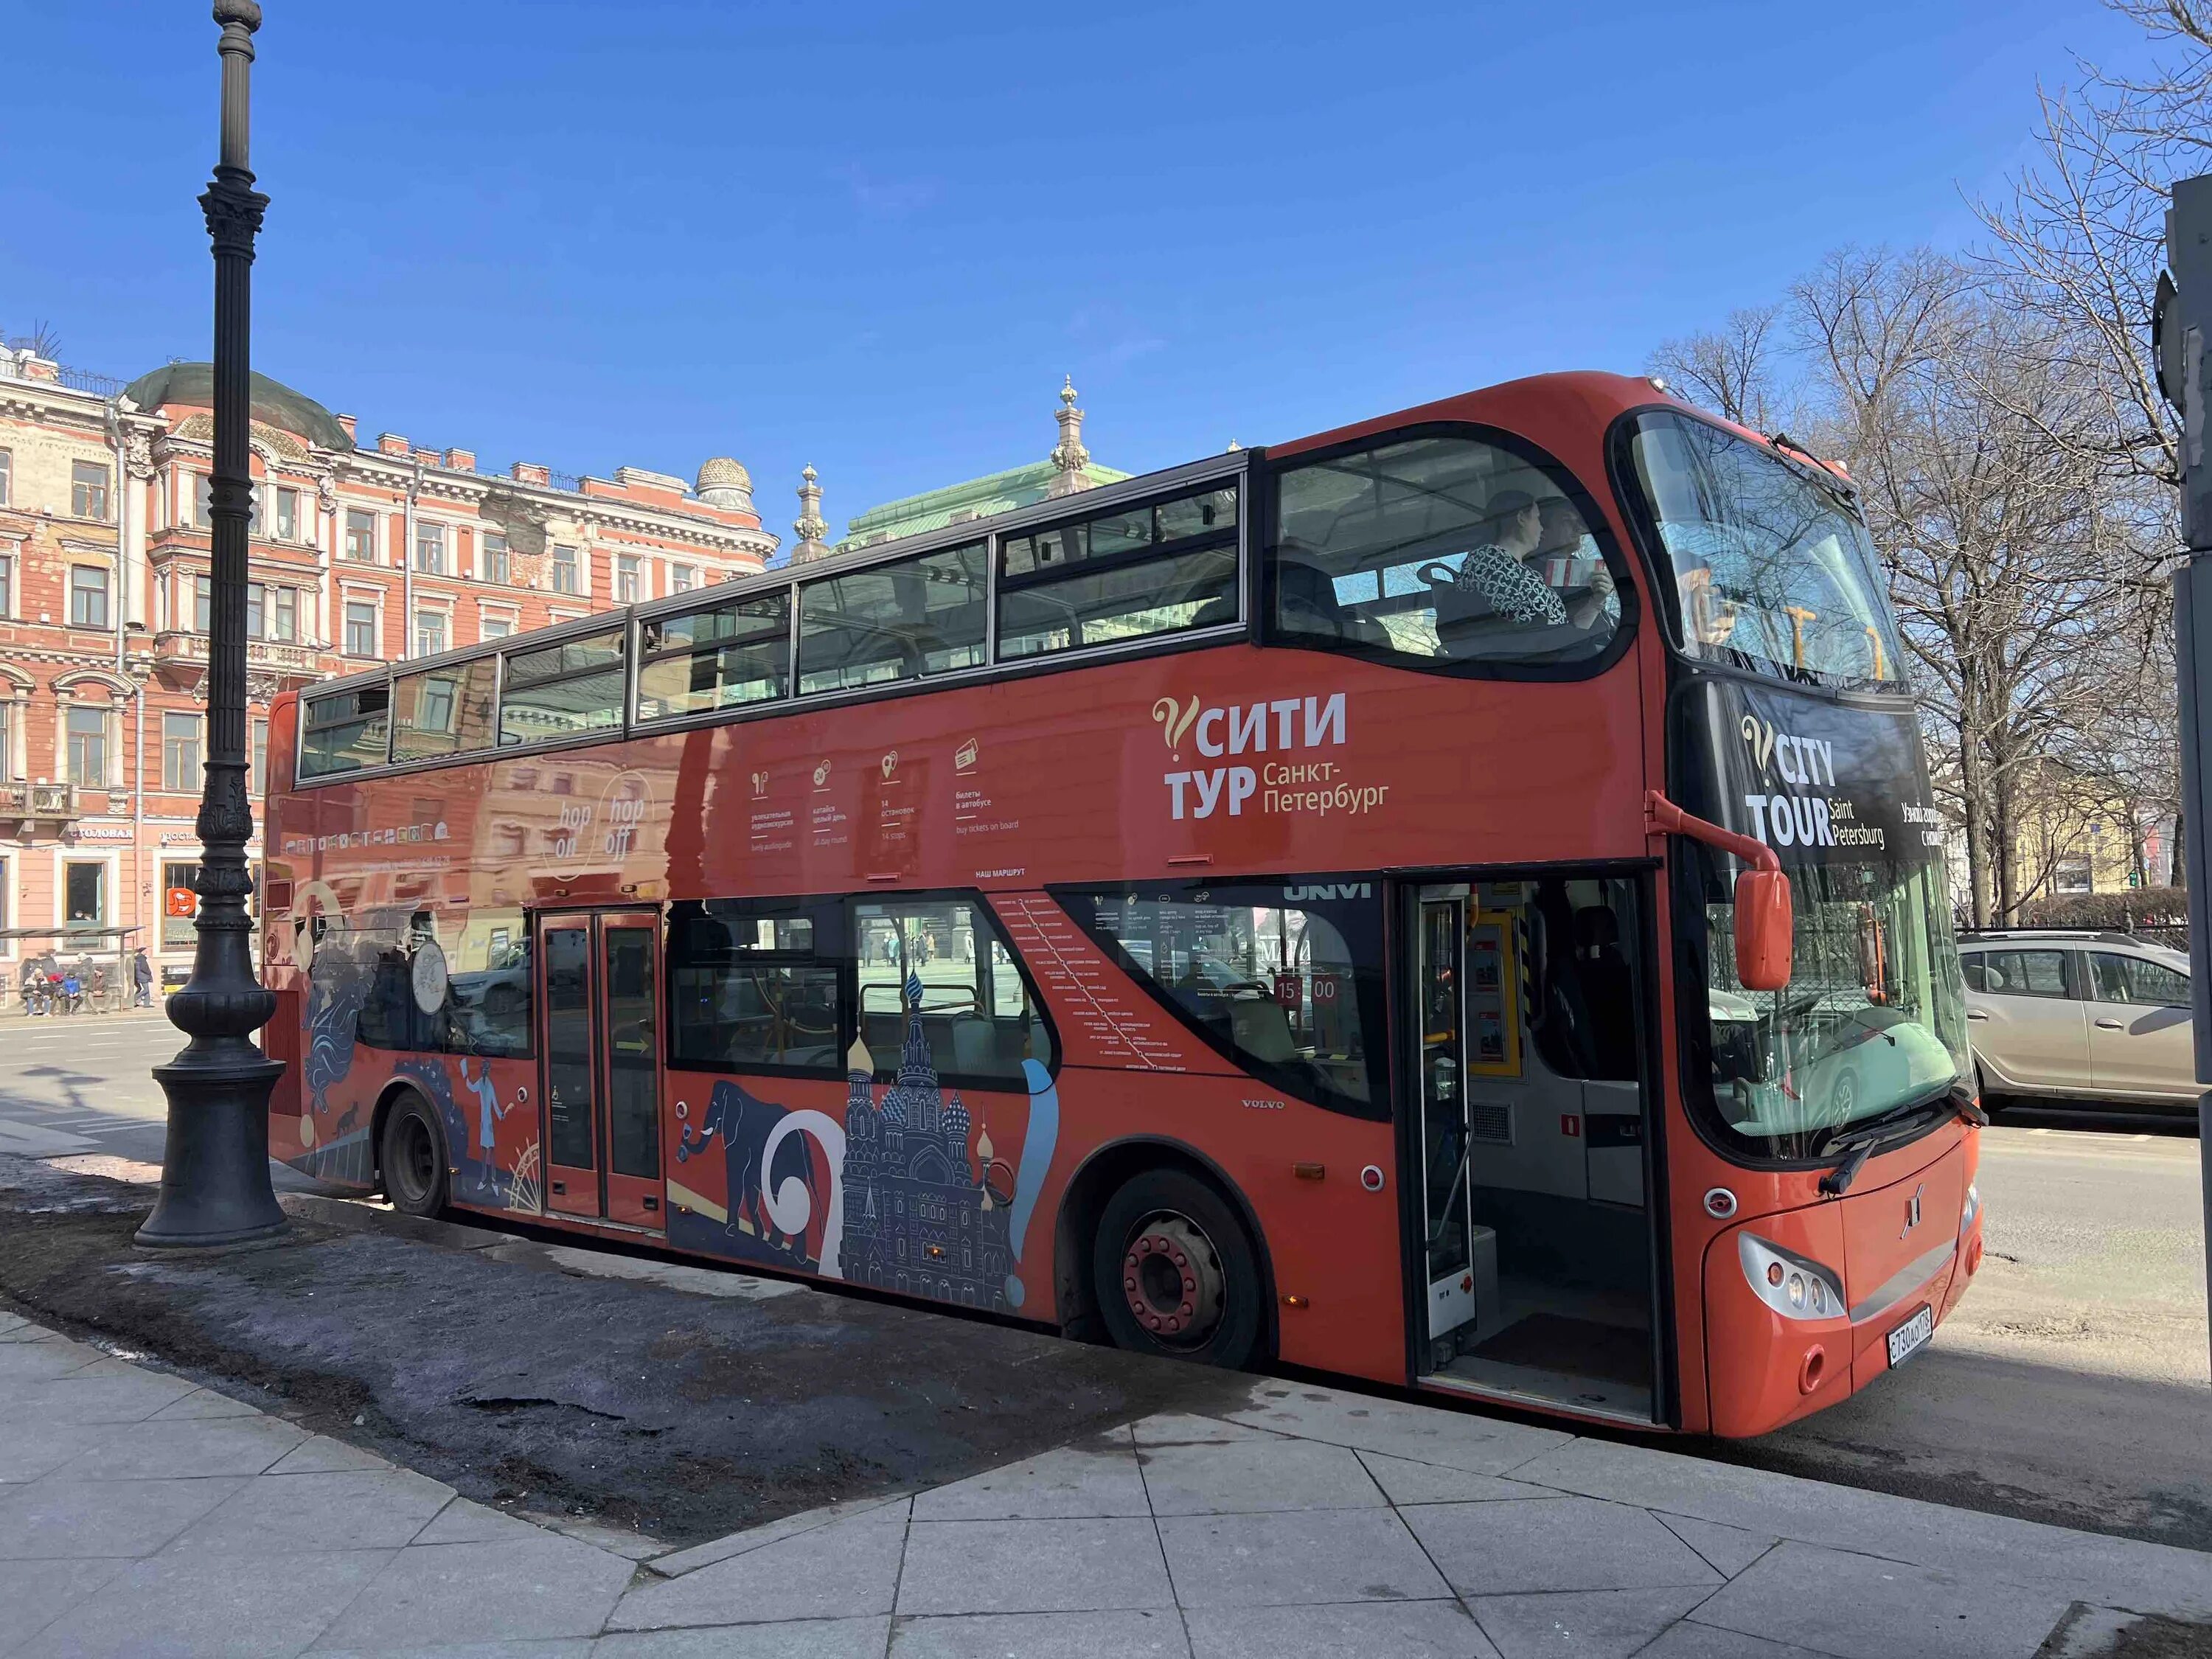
left=152, top=630, right=328, bottom=680
left=0, top=781, right=80, bottom=821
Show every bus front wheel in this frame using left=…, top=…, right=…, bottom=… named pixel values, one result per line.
left=1093, top=1169, right=1263, bottom=1369
left=380, top=1091, right=448, bottom=1218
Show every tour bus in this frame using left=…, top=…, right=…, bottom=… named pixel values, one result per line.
left=260, top=370, right=1984, bottom=1436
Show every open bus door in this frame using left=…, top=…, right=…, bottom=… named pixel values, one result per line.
left=1406, top=872, right=1664, bottom=1425
left=535, top=909, right=667, bottom=1230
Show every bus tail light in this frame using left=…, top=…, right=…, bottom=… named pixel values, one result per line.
left=1739, top=1233, right=1844, bottom=1322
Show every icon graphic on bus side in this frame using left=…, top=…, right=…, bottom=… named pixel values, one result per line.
left=881, top=750, right=898, bottom=780
left=751, top=771, right=769, bottom=799
left=955, top=739, right=978, bottom=772
left=813, top=759, right=832, bottom=788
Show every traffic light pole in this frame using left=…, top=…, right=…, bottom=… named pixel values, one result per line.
left=2163, top=173, right=2212, bottom=1372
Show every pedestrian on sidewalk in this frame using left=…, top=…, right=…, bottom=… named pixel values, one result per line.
left=132, top=949, right=153, bottom=1009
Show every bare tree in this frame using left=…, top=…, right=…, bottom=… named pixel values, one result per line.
left=1648, top=305, right=1785, bottom=431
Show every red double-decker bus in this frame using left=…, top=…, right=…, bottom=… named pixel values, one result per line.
left=260, top=371, right=1984, bottom=1436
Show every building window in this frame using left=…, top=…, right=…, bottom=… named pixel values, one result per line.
left=414, top=522, right=447, bottom=576
left=247, top=583, right=297, bottom=642
left=0, top=553, right=13, bottom=618
left=344, top=508, right=377, bottom=561
left=344, top=599, right=378, bottom=658
left=63, top=861, right=105, bottom=929
left=479, top=612, right=514, bottom=641
left=617, top=554, right=642, bottom=603
left=671, top=563, right=696, bottom=594
left=162, top=712, right=203, bottom=793
left=274, top=487, right=299, bottom=542
left=65, top=705, right=108, bottom=788
left=192, top=575, right=211, bottom=633
left=0, top=449, right=11, bottom=506
left=415, top=608, right=447, bottom=658
left=552, top=543, right=580, bottom=595
left=0, top=702, right=13, bottom=780
left=71, top=461, right=111, bottom=521
left=484, top=531, right=510, bottom=585
left=250, top=717, right=268, bottom=797
left=69, top=566, right=111, bottom=629
left=162, top=860, right=200, bottom=948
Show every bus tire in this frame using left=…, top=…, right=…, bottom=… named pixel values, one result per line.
left=1093, top=1168, right=1263, bottom=1369
left=380, top=1089, right=448, bottom=1218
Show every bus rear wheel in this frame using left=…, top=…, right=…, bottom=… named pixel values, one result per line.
left=381, top=1091, right=448, bottom=1218
left=1093, top=1169, right=1263, bottom=1369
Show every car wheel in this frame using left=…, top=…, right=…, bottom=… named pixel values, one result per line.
left=1093, top=1168, right=1265, bottom=1370
left=1829, top=1069, right=1858, bottom=1121
left=380, top=1089, right=448, bottom=1218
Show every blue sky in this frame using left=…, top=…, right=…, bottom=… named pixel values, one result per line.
left=1, top=1, right=2161, bottom=544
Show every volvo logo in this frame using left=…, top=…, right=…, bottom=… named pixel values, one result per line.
left=1901, top=1183, right=1924, bottom=1239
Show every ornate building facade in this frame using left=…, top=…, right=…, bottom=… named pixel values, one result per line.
left=0, top=347, right=776, bottom=994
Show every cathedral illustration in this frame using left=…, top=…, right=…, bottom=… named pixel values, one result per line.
left=840, top=974, right=1012, bottom=1311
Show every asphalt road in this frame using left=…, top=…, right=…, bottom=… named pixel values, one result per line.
left=5, top=1014, right=2206, bottom=1547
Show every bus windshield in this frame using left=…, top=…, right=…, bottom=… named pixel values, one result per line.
left=1623, top=410, right=1905, bottom=687
left=1700, top=850, right=1970, bottom=1157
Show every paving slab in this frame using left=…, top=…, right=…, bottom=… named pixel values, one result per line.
left=0, top=1417, right=106, bottom=1483
left=0, top=1335, right=105, bottom=1380
left=595, top=1620, right=891, bottom=1658
left=0, top=1556, right=129, bottom=1658
left=891, top=1607, right=1192, bottom=1658
left=1158, top=1507, right=1450, bottom=1608
left=147, top=1385, right=266, bottom=1420
left=1225, top=1383, right=1574, bottom=1475
left=60, top=1411, right=309, bottom=1479
left=414, top=1498, right=568, bottom=1546
left=911, top=1440, right=1150, bottom=1521
left=0, top=1364, right=199, bottom=1425
left=1463, top=1587, right=1715, bottom=1659
left=1183, top=1599, right=1502, bottom=1658
left=1654, top=1511, right=1779, bottom=1578
left=606, top=1504, right=908, bottom=1630
left=269, top=1433, right=403, bottom=1475
left=313, top=1644, right=591, bottom=1659
left=313, top=1534, right=637, bottom=1649
left=1129, top=1412, right=1281, bottom=1445
left=32, top=1543, right=394, bottom=1658
left=643, top=1495, right=912, bottom=1578
left=163, top=1467, right=460, bottom=1554
left=1689, top=1540, right=2079, bottom=1659
left=0, top=1472, right=246, bottom=1558
left=1136, top=1436, right=1386, bottom=1515
left=1636, top=1624, right=1840, bottom=1658
left=1403, top=1495, right=1721, bottom=1597
left=1355, top=1449, right=1562, bottom=1507
left=896, top=1515, right=1175, bottom=1615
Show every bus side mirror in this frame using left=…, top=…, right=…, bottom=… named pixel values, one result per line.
left=1734, top=869, right=1794, bottom=992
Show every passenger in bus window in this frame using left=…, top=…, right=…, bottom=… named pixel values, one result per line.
left=1534, top=497, right=1618, bottom=629
left=1448, top=490, right=1562, bottom=626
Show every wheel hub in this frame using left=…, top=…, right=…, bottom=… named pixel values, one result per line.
left=1121, top=1214, right=1225, bottom=1348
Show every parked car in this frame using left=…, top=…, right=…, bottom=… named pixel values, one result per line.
left=1958, top=929, right=2196, bottom=1113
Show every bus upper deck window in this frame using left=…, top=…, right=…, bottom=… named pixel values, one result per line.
left=995, top=485, right=1238, bottom=661
left=299, top=684, right=391, bottom=778
left=1269, top=435, right=1621, bottom=673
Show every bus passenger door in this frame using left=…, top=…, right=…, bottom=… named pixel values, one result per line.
left=535, top=911, right=667, bottom=1230
left=1404, top=874, right=1660, bottom=1425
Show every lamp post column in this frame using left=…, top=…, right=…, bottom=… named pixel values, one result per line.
left=136, top=0, right=287, bottom=1249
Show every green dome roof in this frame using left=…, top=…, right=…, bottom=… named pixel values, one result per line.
left=121, top=363, right=354, bottom=452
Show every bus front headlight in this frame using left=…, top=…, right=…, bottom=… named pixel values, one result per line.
left=1739, top=1233, right=1846, bottom=1322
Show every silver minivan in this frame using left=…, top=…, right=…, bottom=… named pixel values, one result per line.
left=1959, top=930, right=2196, bottom=1113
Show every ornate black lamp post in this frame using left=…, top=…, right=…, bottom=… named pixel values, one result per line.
left=136, top=0, right=287, bottom=1248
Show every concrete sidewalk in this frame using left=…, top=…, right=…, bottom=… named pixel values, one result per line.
left=2, top=1310, right=2209, bottom=1658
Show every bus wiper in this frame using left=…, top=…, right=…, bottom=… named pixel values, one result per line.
left=1812, top=1082, right=1956, bottom=1196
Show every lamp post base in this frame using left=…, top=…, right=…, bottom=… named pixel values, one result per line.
left=134, top=1051, right=288, bottom=1249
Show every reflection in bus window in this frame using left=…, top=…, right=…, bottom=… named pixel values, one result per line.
left=1272, top=436, right=1618, bottom=669
left=668, top=898, right=844, bottom=1073
left=299, top=684, right=389, bottom=777
left=500, top=630, right=626, bottom=746
left=997, top=485, right=1237, bottom=660
left=349, top=905, right=530, bottom=1059
left=637, top=591, right=790, bottom=718
left=851, top=897, right=1048, bottom=1088
left=798, top=543, right=987, bottom=695
left=1624, top=411, right=1902, bottom=685
left=391, top=658, right=498, bottom=762
left=1056, top=877, right=1385, bottom=1116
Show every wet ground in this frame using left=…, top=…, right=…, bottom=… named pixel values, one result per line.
left=0, top=1154, right=1243, bottom=1548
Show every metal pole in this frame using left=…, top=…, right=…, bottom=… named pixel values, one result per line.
left=2161, top=174, right=2212, bottom=1371
left=136, top=0, right=285, bottom=1248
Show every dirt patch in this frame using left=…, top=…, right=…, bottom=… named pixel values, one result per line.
left=0, top=1155, right=1248, bottom=1546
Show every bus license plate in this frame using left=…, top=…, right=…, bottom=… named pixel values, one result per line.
left=1885, top=1305, right=1935, bottom=1368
